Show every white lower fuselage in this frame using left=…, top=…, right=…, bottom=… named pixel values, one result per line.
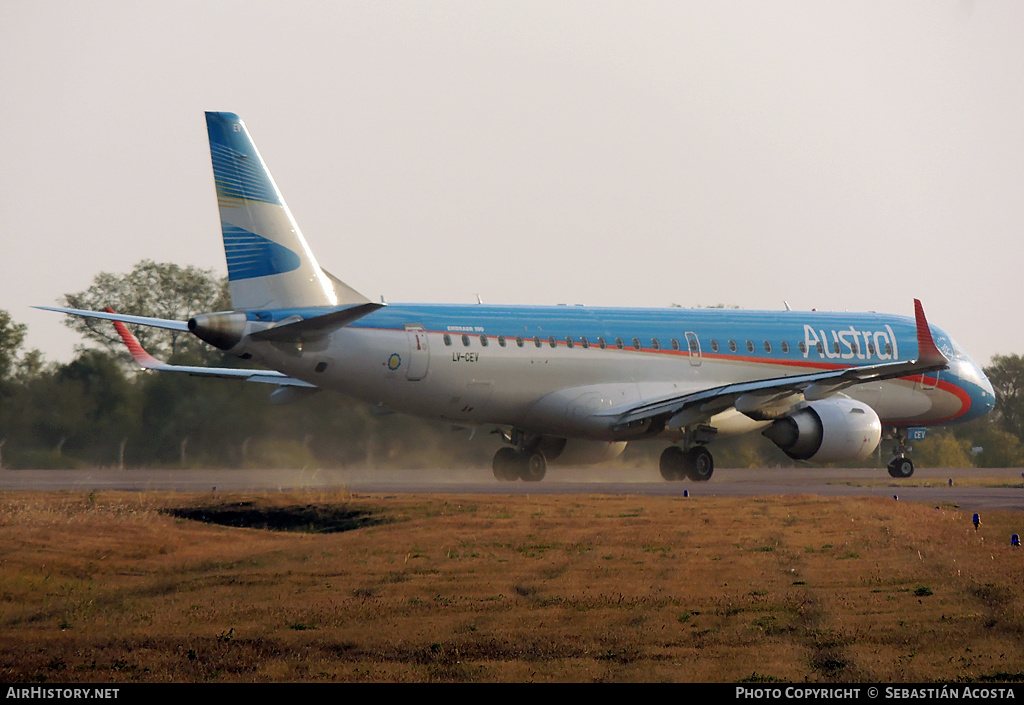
left=235, top=304, right=991, bottom=443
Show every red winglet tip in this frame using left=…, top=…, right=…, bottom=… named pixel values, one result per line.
left=104, top=308, right=160, bottom=367
left=913, top=299, right=947, bottom=366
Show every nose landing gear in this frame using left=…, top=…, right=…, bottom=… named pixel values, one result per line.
left=887, top=456, right=914, bottom=478
left=886, top=430, right=915, bottom=478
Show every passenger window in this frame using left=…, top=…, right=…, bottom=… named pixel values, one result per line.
left=885, top=342, right=893, bottom=356
left=443, top=334, right=452, bottom=346
left=534, top=336, right=542, bottom=348
left=710, top=339, right=719, bottom=353
left=689, top=338, right=699, bottom=353
left=498, top=336, right=506, bottom=347
left=763, top=341, right=772, bottom=353
left=615, top=337, right=624, bottom=349
left=632, top=337, right=641, bottom=350
left=746, top=341, right=754, bottom=353
left=728, top=340, right=737, bottom=353
left=781, top=341, right=789, bottom=354
left=462, top=334, right=470, bottom=347
left=565, top=336, right=574, bottom=349
left=851, top=341, right=859, bottom=355
left=581, top=337, right=590, bottom=349
left=597, top=337, right=607, bottom=349
left=867, top=342, right=875, bottom=356
left=671, top=339, right=680, bottom=351
left=479, top=335, right=488, bottom=347
left=799, top=341, right=807, bottom=354
left=833, top=341, right=840, bottom=354
left=549, top=336, right=557, bottom=348
left=816, top=342, right=824, bottom=354
left=651, top=338, right=660, bottom=351
left=516, top=336, right=524, bottom=348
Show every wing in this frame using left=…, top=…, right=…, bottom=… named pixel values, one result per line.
left=36, top=301, right=385, bottom=342
left=35, top=302, right=386, bottom=386
left=36, top=301, right=387, bottom=391
left=105, top=309, right=315, bottom=388
left=34, top=305, right=190, bottom=331
left=598, top=299, right=948, bottom=432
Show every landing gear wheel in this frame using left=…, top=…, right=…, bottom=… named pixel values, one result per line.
left=686, top=446, right=714, bottom=482
left=659, top=446, right=686, bottom=481
left=492, top=447, right=522, bottom=482
left=520, top=451, right=547, bottom=482
left=888, top=457, right=914, bottom=478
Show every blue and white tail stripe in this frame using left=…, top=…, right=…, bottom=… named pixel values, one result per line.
left=221, top=225, right=301, bottom=281
left=209, top=140, right=282, bottom=206
left=205, top=112, right=366, bottom=310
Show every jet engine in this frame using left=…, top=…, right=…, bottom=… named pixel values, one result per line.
left=762, top=398, right=881, bottom=463
left=188, top=312, right=248, bottom=352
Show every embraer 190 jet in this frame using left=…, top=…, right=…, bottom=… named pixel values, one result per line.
left=40, top=113, right=996, bottom=482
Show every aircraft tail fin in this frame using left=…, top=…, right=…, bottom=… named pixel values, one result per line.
left=205, top=112, right=370, bottom=311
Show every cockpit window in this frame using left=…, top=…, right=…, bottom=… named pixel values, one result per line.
left=944, top=335, right=966, bottom=360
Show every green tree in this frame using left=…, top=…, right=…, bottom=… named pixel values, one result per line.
left=0, top=350, right=140, bottom=468
left=62, top=260, right=230, bottom=360
left=951, top=418, right=1024, bottom=468
left=57, top=350, right=140, bottom=463
left=911, top=429, right=975, bottom=469
left=0, top=310, right=27, bottom=382
left=984, top=354, right=1024, bottom=441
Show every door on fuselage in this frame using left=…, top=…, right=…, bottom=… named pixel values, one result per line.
left=405, top=325, right=430, bottom=381
left=919, top=371, right=939, bottom=391
left=685, top=331, right=701, bottom=367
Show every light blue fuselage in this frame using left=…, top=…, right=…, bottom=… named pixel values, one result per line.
left=240, top=303, right=994, bottom=441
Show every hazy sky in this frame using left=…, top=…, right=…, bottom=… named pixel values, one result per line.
left=2, top=1, right=1022, bottom=365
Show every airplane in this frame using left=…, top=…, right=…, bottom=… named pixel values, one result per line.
left=38, top=112, right=996, bottom=482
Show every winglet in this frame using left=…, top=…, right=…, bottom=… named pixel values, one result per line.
left=913, top=299, right=948, bottom=368
left=105, top=307, right=162, bottom=369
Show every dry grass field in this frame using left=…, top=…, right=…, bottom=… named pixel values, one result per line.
left=1, top=489, right=1024, bottom=683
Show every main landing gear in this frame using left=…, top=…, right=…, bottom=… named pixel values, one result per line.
left=492, top=446, right=547, bottom=482
left=886, top=429, right=915, bottom=478
left=659, top=445, right=714, bottom=482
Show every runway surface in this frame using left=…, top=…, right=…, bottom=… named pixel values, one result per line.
left=1, top=466, right=1023, bottom=512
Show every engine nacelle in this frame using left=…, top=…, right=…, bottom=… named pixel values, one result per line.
left=762, top=398, right=881, bottom=463
left=536, top=437, right=628, bottom=466
left=188, top=311, right=248, bottom=351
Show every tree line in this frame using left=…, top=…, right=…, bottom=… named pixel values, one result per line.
left=0, top=261, right=1021, bottom=470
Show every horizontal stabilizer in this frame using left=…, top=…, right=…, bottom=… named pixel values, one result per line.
left=34, top=305, right=189, bottom=331
left=250, top=302, right=385, bottom=342
left=106, top=310, right=315, bottom=388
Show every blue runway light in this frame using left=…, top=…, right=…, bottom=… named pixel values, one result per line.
left=948, top=478, right=953, bottom=487
left=973, top=513, right=980, bottom=529
left=1012, top=534, right=1020, bottom=547
left=683, top=489, right=689, bottom=498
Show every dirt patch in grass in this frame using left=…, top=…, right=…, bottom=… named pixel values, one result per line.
left=165, top=501, right=386, bottom=533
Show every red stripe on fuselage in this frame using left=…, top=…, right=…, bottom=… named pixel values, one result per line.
left=349, top=326, right=970, bottom=423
